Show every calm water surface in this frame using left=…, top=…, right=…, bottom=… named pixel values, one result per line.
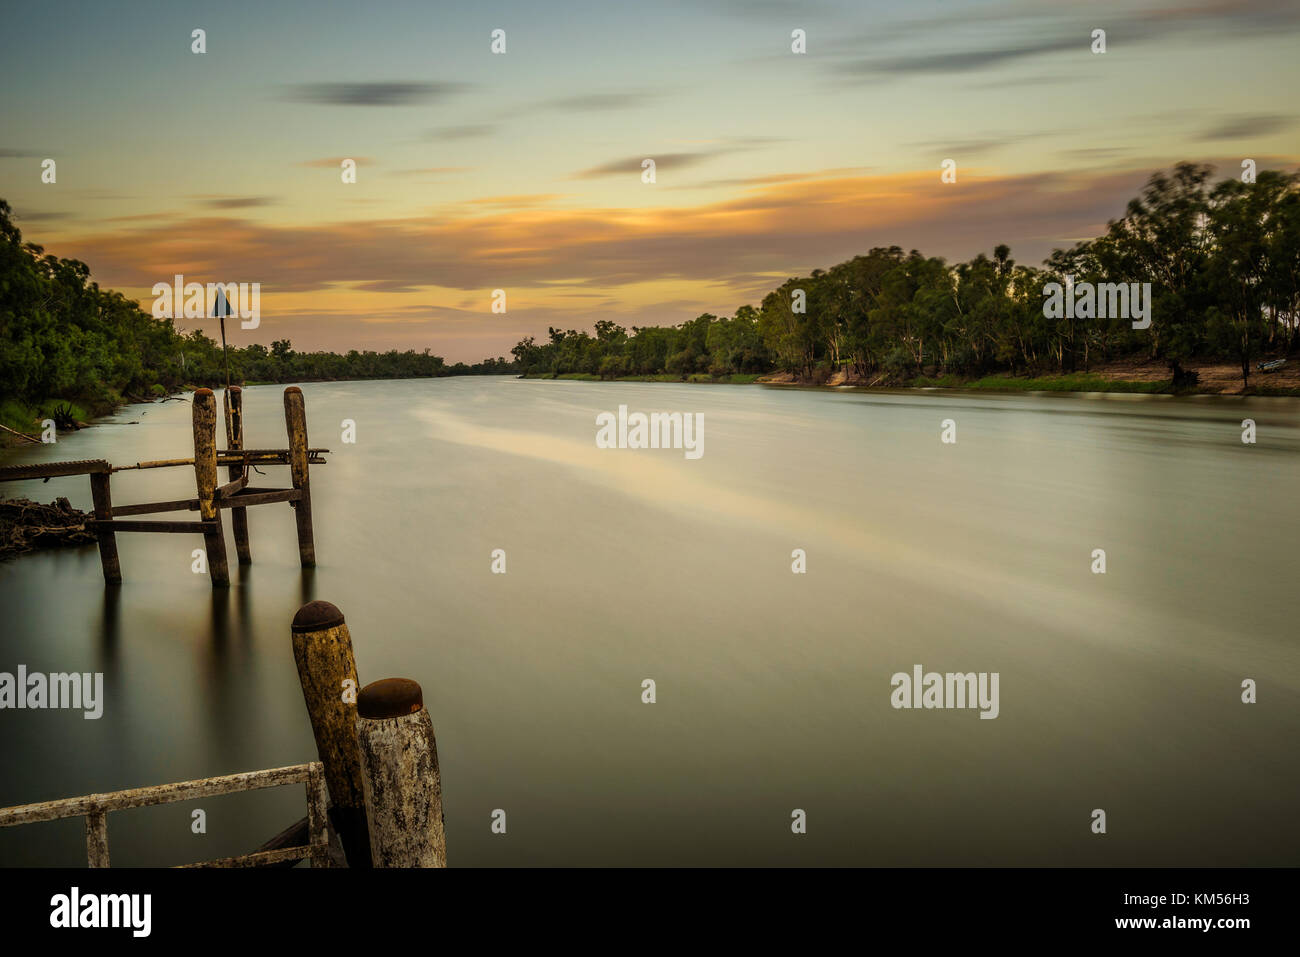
left=1, top=377, right=1298, bottom=865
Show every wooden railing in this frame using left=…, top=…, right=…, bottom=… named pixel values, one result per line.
left=0, top=762, right=332, bottom=868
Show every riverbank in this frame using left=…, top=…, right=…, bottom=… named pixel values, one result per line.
left=524, top=356, right=1300, bottom=396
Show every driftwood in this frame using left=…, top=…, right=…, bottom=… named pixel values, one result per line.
left=0, top=497, right=96, bottom=557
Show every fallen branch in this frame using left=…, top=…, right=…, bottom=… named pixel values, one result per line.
left=0, top=423, right=41, bottom=444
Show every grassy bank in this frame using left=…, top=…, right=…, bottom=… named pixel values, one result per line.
left=524, top=372, right=765, bottom=384
left=522, top=370, right=1181, bottom=394
left=1, top=397, right=95, bottom=440
left=906, top=373, right=1173, bottom=393
left=523, top=367, right=1300, bottom=397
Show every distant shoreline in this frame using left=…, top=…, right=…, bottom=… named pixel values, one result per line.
left=522, top=358, right=1300, bottom=398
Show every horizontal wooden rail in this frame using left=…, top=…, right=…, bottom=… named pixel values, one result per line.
left=111, top=498, right=200, bottom=517
left=0, top=459, right=111, bottom=481
left=108, top=488, right=301, bottom=517
left=226, top=487, right=301, bottom=508
left=0, top=764, right=317, bottom=825
left=110, top=450, right=328, bottom=472
left=0, top=762, right=332, bottom=868
left=85, top=519, right=215, bottom=534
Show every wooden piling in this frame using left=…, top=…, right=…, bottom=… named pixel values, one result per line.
left=290, top=600, right=371, bottom=868
left=356, top=678, right=446, bottom=868
left=192, top=390, right=230, bottom=586
left=223, top=386, right=251, bottom=564
left=88, top=469, right=121, bottom=584
left=283, top=387, right=316, bottom=567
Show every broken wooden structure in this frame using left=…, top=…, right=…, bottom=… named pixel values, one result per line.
left=0, top=600, right=447, bottom=869
left=0, top=386, right=326, bottom=586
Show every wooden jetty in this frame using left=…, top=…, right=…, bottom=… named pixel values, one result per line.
left=0, top=601, right=447, bottom=869
left=0, top=386, right=327, bottom=586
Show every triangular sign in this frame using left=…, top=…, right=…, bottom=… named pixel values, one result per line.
left=212, top=287, right=234, bottom=317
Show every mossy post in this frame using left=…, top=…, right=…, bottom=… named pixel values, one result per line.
left=291, top=600, right=371, bottom=868
left=283, top=387, right=316, bottom=567
left=356, top=678, right=447, bottom=868
left=222, top=386, right=251, bottom=564
left=192, top=389, right=229, bottom=587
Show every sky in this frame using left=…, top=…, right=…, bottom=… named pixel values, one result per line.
left=1, top=0, right=1298, bottom=362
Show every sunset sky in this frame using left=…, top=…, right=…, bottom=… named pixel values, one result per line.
left=2, top=0, right=1297, bottom=361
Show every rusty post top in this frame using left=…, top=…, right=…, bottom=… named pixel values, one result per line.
left=358, top=678, right=424, bottom=719
left=291, top=600, right=346, bottom=633
left=228, top=385, right=242, bottom=393
left=284, top=386, right=302, bottom=395
left=194, top=388, right=214, bottom=397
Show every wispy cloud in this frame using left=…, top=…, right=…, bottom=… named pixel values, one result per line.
left=833, top=34, right=1080, bottom=78
left=534, top=91, right=663, bottom=112
left=425, top=124, right=496, bottom=141
left=462, top=194, right=569, bottom=208
left=574, top=152, right=724, bottom=179
left=574, top=137, right=785, bottom=179
left=193, top=196, right=278, bottom=210
left=296, top=156, right=378, bottom=168
left=12, top=209, right=72, bottom=223
left=284, top=81, right=471, bottom=106
left=1198, top=113, right=1292, bottom=140
left=392, top=166, right=472, bottom=177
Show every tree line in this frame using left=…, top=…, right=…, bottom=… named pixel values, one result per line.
left=511, top=163, right=1300, bottom=388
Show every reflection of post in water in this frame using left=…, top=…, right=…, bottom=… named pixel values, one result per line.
left=235, top=578, right=253, bottom=643
left=96, top=586, right=122, bottom=667
left=208, top=586, right=232, bottom=651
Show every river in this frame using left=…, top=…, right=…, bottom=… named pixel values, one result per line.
left=1, top=377, right=1297, bottom=865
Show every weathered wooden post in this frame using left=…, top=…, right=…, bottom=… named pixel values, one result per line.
left=88, top=464, right=121, bottom=584
left=222, top=386, right=251, bottom=564
left=283, top=387, right=316, bottom=567
left=192, top=389, right=230, bottom=587
left=356, top=678, right=446, bottom=868
left=290, top=600, right=371, bottom=868
left=85, top=806, right=109, bottom=867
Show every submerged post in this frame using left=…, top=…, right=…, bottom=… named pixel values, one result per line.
left=223, top=386, right=251, bottom=564
left=88, top=466, right=121, bottom=584
left=192, top=390, right=229, bottom=587
left=290, top=600, right=371, bottom=868
left=356, top=678, right=446, bottom=868
left=283, top=387, right=316, bottom=567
